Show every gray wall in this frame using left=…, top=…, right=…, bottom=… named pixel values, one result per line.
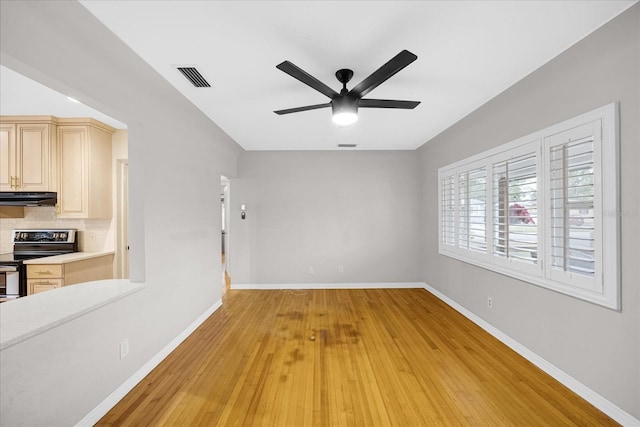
left=0, top=1, right=241, bottom=425
left=417, top=5, right=639, bottom=417
left=229, top=151, right=423, bottom=284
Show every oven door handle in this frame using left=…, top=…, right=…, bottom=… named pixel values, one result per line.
left=0, top=266, right=19, bottom=272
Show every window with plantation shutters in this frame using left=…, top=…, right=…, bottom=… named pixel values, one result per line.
left=438, top=103, right=619, bottom=309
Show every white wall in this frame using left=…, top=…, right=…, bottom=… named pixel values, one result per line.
left=417, top=4, right=639, bottom=418
left=229, top=150, right=422, bottom=285
left=0, top=1, right=241, bottom=425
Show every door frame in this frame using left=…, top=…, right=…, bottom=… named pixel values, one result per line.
left=116, top=159, right=129, bottom=279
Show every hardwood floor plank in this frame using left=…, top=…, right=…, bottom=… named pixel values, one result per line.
left=97, top=289, right=617, bottom=426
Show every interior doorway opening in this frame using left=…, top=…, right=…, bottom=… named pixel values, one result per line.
left=221, top=175, right=230, bottom=293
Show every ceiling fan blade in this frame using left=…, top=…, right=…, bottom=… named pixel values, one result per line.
left=276, top=61, right=339, bottom=99
left=348, top=50, right=417, bottom=99
left=274, top=103, right=331, bottom=115
left=358, top=99, right=420, bottom=109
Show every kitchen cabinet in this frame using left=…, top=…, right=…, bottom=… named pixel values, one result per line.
left=28, top=279, right=63, bottom=294
left=56, top=119, right=114, bottom=219
left=0, top=120, right=54, bottom=191
left=26, top=254, right=114, bottom=295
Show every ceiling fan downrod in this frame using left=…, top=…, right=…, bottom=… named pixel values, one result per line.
left=335, top=69, right=354, bottom=95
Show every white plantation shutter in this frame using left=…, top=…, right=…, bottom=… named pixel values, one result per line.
left=440, top=174, right=456, bottom=247
left=492, top=151, right=538, bottom=265
left=458, top=167, right=487, bottom=252
left=545, top=120, right=601, bottom=292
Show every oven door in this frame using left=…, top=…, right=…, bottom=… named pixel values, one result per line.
left=0, top=266, right=21, bottom=299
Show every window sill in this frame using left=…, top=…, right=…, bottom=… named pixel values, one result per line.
left=0, top=279, right=145, bottom=351
left=439, top=248, right=619, bottom=310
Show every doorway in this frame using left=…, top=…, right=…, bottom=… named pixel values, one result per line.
left=221, top=175, right=230, bottom=292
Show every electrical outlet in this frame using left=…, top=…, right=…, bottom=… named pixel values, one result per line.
left=487, top=297, right=493, bottom=309
left=87, top=232, right=96, bottom=240
left=338, top=265, right=344, bottom=273
left=308, top=266, right=314, bottom=274
left=120, top=339, right=129, bottom=360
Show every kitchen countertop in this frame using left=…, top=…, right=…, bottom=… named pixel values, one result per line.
left=23, top=251, right=115, bottom=264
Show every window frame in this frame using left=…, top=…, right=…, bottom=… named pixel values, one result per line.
left=437, top=103, right=620, bottom=310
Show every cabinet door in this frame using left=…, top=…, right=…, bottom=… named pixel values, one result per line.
left=0, top=124, right=16, bottom=190
left=56, top=124, right=112, bottom=219
left=57, top=126, right=88, bottom=217
left=28, top=279, right=63, bottom=295
left=16, top=123, right=51, bottom=191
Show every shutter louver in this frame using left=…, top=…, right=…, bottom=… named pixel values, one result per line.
left=441, top=175, right=456, bottom=247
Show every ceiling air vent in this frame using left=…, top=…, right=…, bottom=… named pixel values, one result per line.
left=176, top=67, right=211, bottom=87
left=337, top=144, right=357, bottom=148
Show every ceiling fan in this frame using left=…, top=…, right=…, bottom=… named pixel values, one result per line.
left=274, top=50, right=420, bottom=126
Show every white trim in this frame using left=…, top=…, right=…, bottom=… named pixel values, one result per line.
left=232, top=282, right=425, bottom=290
left=422, top=283, right=639, bottom=427
left=75, top=299, right=223, bottom=427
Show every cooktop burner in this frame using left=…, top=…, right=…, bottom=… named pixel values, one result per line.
left=1, top=229, right=79, bottom=264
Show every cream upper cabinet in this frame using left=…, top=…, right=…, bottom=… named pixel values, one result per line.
left=0, top=123, right=15, bottom=190
left=56, top=121, right=114, bottom=219
left=0, top=121, right=53, bottom=191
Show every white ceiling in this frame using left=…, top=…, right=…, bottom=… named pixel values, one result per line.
left=2, top=1, right=636, bottom=151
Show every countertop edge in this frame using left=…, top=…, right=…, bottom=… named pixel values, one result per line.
left=23, top=251, right=115, bottom=264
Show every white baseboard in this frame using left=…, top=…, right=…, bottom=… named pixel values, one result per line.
left=232, top=282, right=425, bottom=290
left=422, top=283, right=640, bottom=427
left=75, top=299, right=223, bottom=427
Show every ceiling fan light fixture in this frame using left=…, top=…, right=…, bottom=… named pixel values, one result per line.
left=331, top=96, right=358, bottom=126
left=332, top=111, right=358, bottom=126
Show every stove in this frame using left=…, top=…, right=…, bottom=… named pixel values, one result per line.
left=0, top=229, right=78, bottom=299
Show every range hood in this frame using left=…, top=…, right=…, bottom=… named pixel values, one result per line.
left=0, top=192, right=57, bottom=206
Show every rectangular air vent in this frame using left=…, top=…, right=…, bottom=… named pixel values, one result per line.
left=176, top=67, right=211, bottom=87
left=337, top=144, right=357, bottom=148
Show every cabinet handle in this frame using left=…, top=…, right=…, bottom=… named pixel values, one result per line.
left=55, top=204, right=60, bottom=215
left=32, top=282, right=52, bottom=285
left=15, top=177, right=20, bottom=188
left=36, top=271, right=53, bottom=275
left=10, top=176, right=16, bottom=188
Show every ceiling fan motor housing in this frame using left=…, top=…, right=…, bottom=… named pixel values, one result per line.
left=331, top=95, right=358, bottom=115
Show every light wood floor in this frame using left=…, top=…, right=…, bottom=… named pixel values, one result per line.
left=97, top=289, right=616, bottom=426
